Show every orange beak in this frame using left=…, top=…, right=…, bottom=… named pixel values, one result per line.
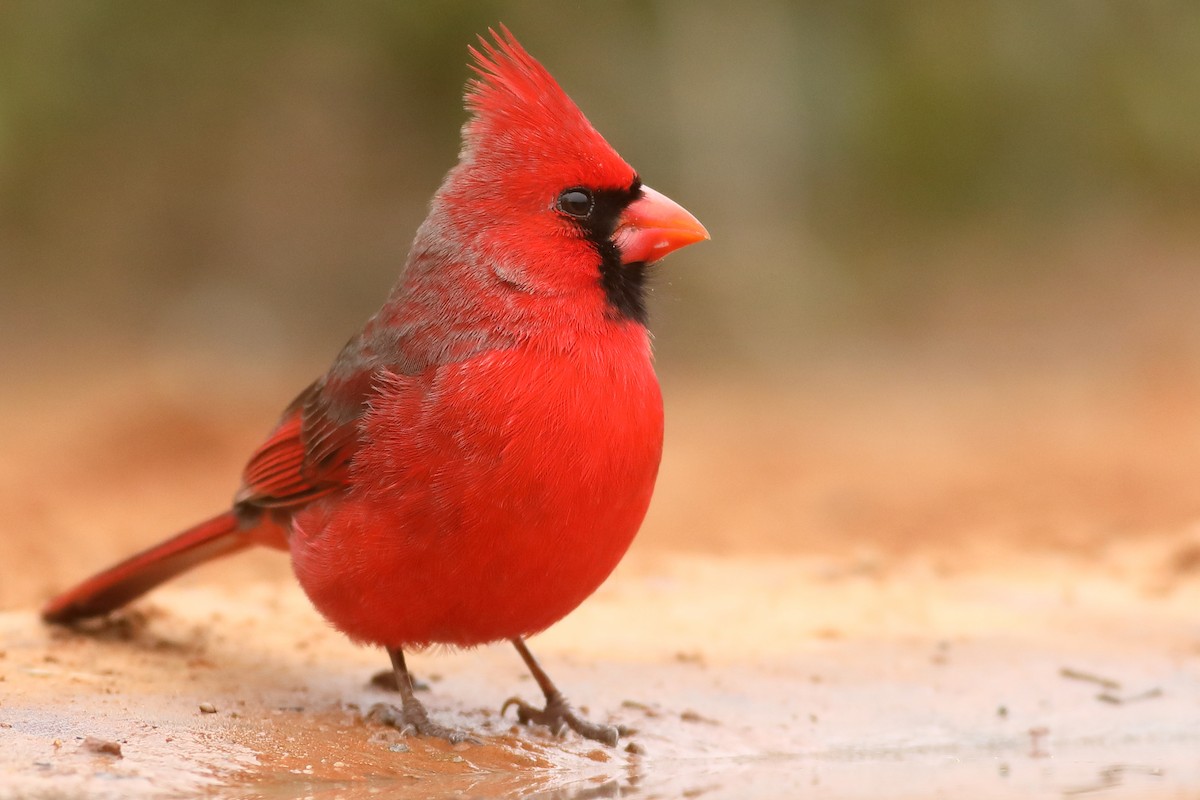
left=614, top=185, right=710, bottom=266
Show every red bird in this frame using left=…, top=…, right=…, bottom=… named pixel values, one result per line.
left=42, top=28, right=707, bottom=746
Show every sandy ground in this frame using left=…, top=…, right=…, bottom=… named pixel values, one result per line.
left=4, top=357, right=1200, bottom=798
left=5, top=549, right=1200, bottom=799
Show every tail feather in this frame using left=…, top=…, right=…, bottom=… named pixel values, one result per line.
left=42, top=511, right=258, bottom=624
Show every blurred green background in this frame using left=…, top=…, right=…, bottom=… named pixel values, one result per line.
left=6, top=1, right=1200, bottom=608
left=3, top=0, right=1200, bottom=381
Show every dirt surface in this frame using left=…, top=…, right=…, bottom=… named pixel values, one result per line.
left=4, top=549, right=1200, bottom=799
left=4, top=359, right=1200, bottom=798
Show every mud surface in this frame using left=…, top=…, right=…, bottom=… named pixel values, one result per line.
left=4, top=362, right=1200, bottom=798
left=5, top=549, right=1200, bottom=799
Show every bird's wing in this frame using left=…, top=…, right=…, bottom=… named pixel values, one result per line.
left=235, top=367, right=377, bottom=510
left=234, top=295, right=514, bottom=512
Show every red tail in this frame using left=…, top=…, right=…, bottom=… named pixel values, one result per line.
left=42, top=511, right=264, bottom=624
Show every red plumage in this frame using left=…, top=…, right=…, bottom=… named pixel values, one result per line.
left=42, top=26, right=707, bottom=744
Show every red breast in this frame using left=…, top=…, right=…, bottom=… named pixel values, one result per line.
left=289, top=323, right=662, bottom=647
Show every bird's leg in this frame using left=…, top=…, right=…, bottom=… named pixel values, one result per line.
left=367, top=647, right=471, bottom=744
left=501, top=637, right=624, bottom=746
left=368, top=667, right=430, bottom=693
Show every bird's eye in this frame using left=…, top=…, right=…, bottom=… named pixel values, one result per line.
left=557, top=188, right=594, bottom=219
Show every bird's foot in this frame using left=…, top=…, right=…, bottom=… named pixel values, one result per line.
left=367, top=700, right=475, bottom=744
left=502, top=690, right=625, bottom=746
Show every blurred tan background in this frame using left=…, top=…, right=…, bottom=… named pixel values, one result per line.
left=5, top=2, right=1200, bottom=609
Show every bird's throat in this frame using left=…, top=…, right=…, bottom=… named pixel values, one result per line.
left=598, top=244, right=648, bottom=325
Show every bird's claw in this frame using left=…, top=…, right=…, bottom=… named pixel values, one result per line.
left=501, top=692, right=622, bottom=747
left=367, top=702, right=477, bottom=745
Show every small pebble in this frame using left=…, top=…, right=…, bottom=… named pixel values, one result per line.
left=82, top=737, right=123, bottom=758
left=680, top=709, right=705, bottom=723
left=198, top=703, right=218, bottom=714
left=625, top=742, right=645, bottom=755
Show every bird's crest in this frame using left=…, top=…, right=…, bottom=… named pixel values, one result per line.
left=465, top=26, right=580, bottom=127
left=460, top=26, right=632, bottom=186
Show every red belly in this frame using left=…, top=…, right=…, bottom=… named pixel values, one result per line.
left=287, top=331, right=663, bottom=648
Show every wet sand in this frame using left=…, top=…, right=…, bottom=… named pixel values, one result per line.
left=4, top=548, right=1200, bottom=799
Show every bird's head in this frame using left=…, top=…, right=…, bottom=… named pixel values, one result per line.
left=428, top=27, right=708, bottom=325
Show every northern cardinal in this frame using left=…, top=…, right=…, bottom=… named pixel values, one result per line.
left=42, top=27, right=707, bottom=746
